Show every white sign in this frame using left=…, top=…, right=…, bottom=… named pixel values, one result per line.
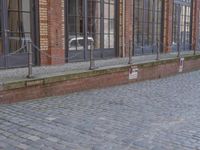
left=129, top=66, right=139, bottom=80
left=179, top=58, right=184, bottom=73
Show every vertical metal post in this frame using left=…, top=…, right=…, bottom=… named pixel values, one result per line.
left=156, top=41, right=160, bottom=60
left=194, top=27, right=198, bottom=55
left=27, top=41, right=33, bottom=78
left=177, top=5, right=181, bottom=58
left=89, top=40, right=95, bottom=70
left=194, top=41, right=197, bottom=56
left=128, top=40, right=133, bottom=64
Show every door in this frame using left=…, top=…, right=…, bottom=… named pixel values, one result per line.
left=0, top=0, right=36, bottom=69
left=66, top=0, right=117, bottom=62
left=172, top=0, right=192, bottom=52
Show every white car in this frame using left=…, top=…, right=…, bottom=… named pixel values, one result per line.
left=69, top=36, right=94, bottom=51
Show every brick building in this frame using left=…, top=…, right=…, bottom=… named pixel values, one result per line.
left=0, top=0, right=199, bottom=68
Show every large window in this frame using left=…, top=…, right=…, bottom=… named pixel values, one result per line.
left=88, top=0, right=101, bottom=50
left=87, top=0, right=115, bottom=49
left=0, top=0, right=38, bottom=68
left=134, top=0, right=163, bottom=55
left=7, top=0, right=31, bottom=53
left=68, top=0, right=84, bottom=51
left=172, top=0, right=192, bottom=52
left=66, top=0, right=117, bottom=61
left=0, top=1, right=2, bottom=55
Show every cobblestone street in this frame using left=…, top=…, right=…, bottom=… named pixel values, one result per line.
left=1, top=71, right=200, bottom=150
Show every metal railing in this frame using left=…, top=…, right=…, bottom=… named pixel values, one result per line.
left=0, top=39, right=199, bottom=79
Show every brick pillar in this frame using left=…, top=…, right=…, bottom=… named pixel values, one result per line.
left=191, top=0, right=200, bottom=50
left=163, top=0, right=173, bottom=53
left=39, top=0, right=65, bottom=65
left=47, top=0, right=65, bottom=65
left=124, top=0, right=133, bottom=57
left=39, top=0, right=49, bottom=65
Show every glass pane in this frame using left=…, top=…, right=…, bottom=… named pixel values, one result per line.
left=88, top=0, right=100, bottom=18
left=110, top=4, right=115, bottom=18
left=104, top=19, right=109, bottom=34
left=104, top=34, right=110, bottom=48
left=104, top=3, right=109, bottom=18
left=7, top=0, right=19, bottom=10
left=8, top=33, right=30, bottom=53
left=21, top=13, right=31, bottom=32
left=88, top=18, right=101, bottom=33
left=7, top=0, right=30, bottom=11
left=7, top=0, right=31, bottom=53
left=0, top=2, right=2, bottom=55
left=110, top=34, right=114, bottom=48
left=134, top=0, right=163, bottom=54
left=21, top=0, right=30, bottom=12
left=68, top=0, right=84, bottom=51
left=172, top=0, right=191, bottom=51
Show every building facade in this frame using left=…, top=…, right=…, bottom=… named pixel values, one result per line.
left=0, top=0, right=199, bottom=68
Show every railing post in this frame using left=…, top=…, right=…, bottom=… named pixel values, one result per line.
left=128, top=40, right=133, bottom=64
left=156, top=41, right=160, bottom=60
left=194, top=41, right=198, bottom=56
left=27, top=40, right=33, bottom=78
left=89, top=40, right=95, bottom=70
left=177, top=41, right=180, bottom=58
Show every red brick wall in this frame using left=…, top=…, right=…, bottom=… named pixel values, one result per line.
left=1, top=56, right=200, bottom=104
left=191, top=0, right=200, bottom=50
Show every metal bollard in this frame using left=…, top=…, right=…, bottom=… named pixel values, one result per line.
left=156, top=41, right=160, bottom=60
left=128, top=40, right=133, bottom=64
left=89, top=41, right=96, bottom=70
left=27, top=41, right=33, bottom=78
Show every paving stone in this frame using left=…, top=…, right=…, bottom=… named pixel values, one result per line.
left=1, top=70, right=200, bottom=149
left=16, top=143, right=29, bottom=150
left=27, top=135, right=40, bottom=141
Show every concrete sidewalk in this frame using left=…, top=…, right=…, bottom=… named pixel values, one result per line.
left=0, top=51, right=196, bottom=83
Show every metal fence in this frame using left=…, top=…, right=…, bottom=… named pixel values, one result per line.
left=0, top=39, right=199, bottom=81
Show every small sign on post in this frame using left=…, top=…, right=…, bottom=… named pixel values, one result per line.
left=179, top=58, right=184, bottom=73
left=129, top=66, right=138, bottom=80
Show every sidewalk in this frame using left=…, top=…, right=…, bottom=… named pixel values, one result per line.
left=0, top=51, right=196, bottom=83
left=0, top=70, right=200, bottom=150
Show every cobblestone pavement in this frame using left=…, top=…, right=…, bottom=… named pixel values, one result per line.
left=1, top=71, right=200, bottom=150
left=0, top=51, right=196, bottom=83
